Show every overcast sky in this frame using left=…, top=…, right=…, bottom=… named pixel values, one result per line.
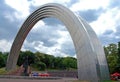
left=0, top=0, right=120, bottom=57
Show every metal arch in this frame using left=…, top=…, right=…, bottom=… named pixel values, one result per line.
left=6, top=3, right=109, bottom=81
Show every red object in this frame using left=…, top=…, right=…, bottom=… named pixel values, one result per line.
left=111, top=72, right=120, bottom=80
left=39, top=73, right=50, bottom=77
left=111, top=72, right=120, bottom=76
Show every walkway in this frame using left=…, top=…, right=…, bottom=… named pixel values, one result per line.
left=0, top=78, right=77, bottom=82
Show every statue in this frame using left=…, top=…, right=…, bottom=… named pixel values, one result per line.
left=23, top=56, right=29, bottom=76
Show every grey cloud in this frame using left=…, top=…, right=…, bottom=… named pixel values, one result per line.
left=23, top=45, right=37, bottom=52
left=69, top=0, right=79, bottom=4
left=114, top=25, right=120, bottom=42
left=115, top=25, right=120, bottom=36
left=0, top=0, right=20, bottom=40
left=109, top=0, right=120, bottom=8
left=67, top=0, right=79, bottom=7
left=99, top=35, right=116, bottom=46
left=42, top=18, right=69, bottom=32
left=99, top=27, right=120, bottom=45
left=43, top=18, right=63, bottom=26
left=29, top=5, right=38, bottom=13
left=26, top=25, right=62, bottom=47
left=79, top=9, right=103, bottom=23
left=60, top=39, right=75, bottom=56
left=26, top=34, right=57, bottom=47
left=103, top=30, right=114, bottom=35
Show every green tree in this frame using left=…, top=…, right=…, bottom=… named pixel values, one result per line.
left=2, top=52, right=8, bottom=64
left=62, top=57, right=77, bottom=70
left=34, top=52, right=55, bottom=69
left=43, top=54, right=55, bottom=68
left=54, top=57, right=65, bottom=69
left=36, top=62, right=46, bottom=71
left=0, top=52, right=5, bottom=68
left=115, top=42, right=120, bottom=72
left=17, top=51, right=35, bottom=66
left=118, top=42, right=120, bottom=63
left=104, top=43, right=118, bottom=73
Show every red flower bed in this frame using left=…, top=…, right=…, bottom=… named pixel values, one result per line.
left=111, top=72, right=120, bottom=80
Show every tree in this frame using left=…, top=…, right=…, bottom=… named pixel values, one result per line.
left=34, top=52, right=55, bottom=69
left=117, top=42, right=120, bottom=64
left=0, top=50, right=78, bottom=70
left=104, top=43, right=118, bottom=73
left=36, top=62, right=46, bottom=71
left=62, top=57, right=77, bottom=70
left=116, top=42, right=120, bottom=72
left=2, top=52, right=8, bottom=64
left=54, top=57, right=65, bottom=69
left=43, top=54, right=55, bottom=68
left=0, top=52, right=5, bottom=68
left=17, top=51, right=35, bottom=66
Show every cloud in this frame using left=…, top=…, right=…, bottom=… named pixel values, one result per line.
left=31, top=20, right=45, bottom=32
left=4, top=0, right=73, bottom=20
left=27, top=18, right=67, bottom=46
left=29, top=0, right=71, bottom=7
left=5, top=0, right=30, bottom=19
left=22, top=38, right=74, bottom=57
left=0, top=15, right=20, bottom=41
left=0, top=39, right=12, bottom=52
left=90, top=7, right=120, bottom=35
left=43, top=18, right=64, bottom=26
left=99, top=24, right=120, bottom=45
left=28, top=24, right=62, bottom=46
left=70, top=0, right=110, bottom=11
left=103, top=30, right=114, bottom=35
left=79, top=9, right=102, bottom=22
left=109, top=0, right=120, bottom=8
left=115, top=25, right=120, bottom=37
left=0, top=0, right=15, bottom=22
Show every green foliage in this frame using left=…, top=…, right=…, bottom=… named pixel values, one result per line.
left=0, top=50, right=77, bottom=71
left=0, top=54, right=5, bottom=68
left=62, top=57, right=77, bottom=70
left=104, top=42, right=120, bottom=73
left=33, top=52, right=77, bottom=70
left=115, top=42, right=120, bottom=72
left=104, top=44, right=117, bottom=73
left=17, top=51, right=35, bottom=66
left=36, top=62, right=46, bottom=71
left=0, top=68, right=7, bottom=75
left=54, top=57, right=65, bottom=69
left=0, top=52, right=7, bottom=68
left=2, top=52, right=8, bottom=64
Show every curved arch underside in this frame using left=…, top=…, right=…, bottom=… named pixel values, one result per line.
left=6, top=3, right=109, bottom=81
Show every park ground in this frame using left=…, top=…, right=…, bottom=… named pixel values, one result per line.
left=0, top=78, right=119, bottom=82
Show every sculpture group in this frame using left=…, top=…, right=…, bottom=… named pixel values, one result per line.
left=6, top=3, right=110, bottom=82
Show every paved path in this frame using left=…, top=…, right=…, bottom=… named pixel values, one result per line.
left=0, top=78, right=77, bottom=82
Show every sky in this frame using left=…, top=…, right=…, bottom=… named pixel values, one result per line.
left=0, top=0, right=120, bottom=57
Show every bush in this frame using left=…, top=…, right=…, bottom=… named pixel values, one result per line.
left=0, top=68, right=7, bottom=75
left=37, top=62, right=46, bottom=71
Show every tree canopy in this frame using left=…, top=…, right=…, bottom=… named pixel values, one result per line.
left=104, top=42, right=120, bottom=73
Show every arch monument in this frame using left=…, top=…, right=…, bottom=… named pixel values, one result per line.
left=6, top=3, right=110, bottom=82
